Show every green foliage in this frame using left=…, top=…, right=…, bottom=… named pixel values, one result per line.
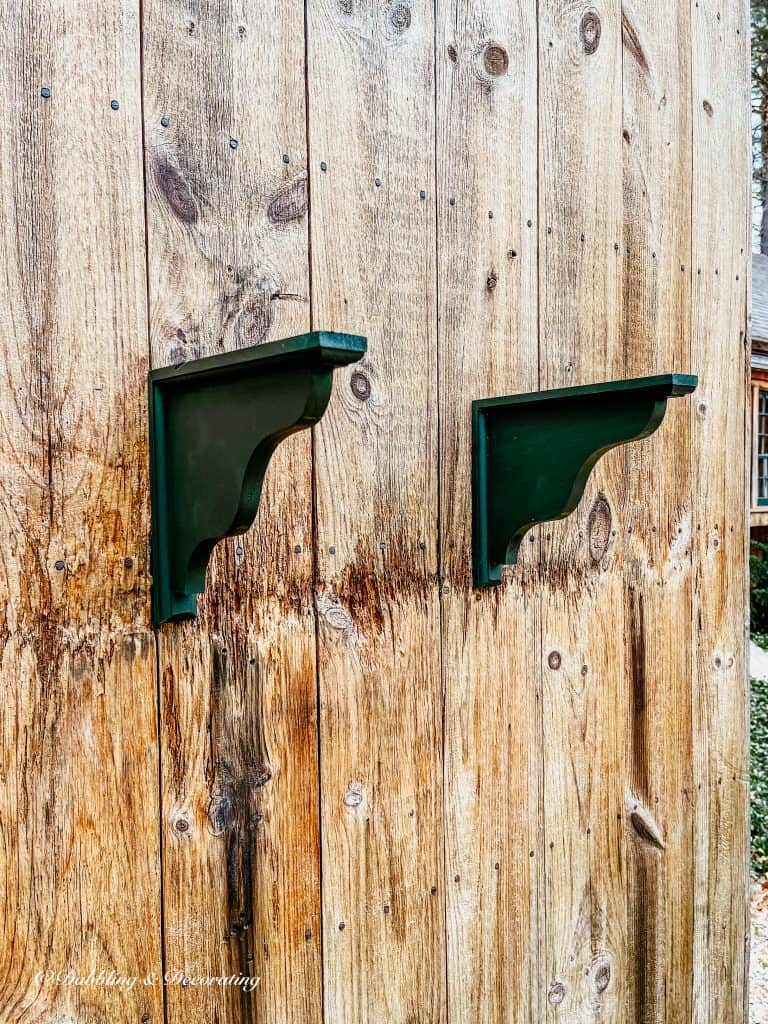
left=753, top=1, right=768, bottom=249
left=753, top=675, right=768, bottom=875
left=752, top=541, right=768, bottom=633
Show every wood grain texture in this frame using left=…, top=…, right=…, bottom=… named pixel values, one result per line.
left=537, top=2, right=628, bottom=1018
left=0, top=2, right=163, bottom=1022
left=142, top=2, right=321, bottom=1021
left=0, top=2, right=751, bottom=1021
left=306, top=0, right=445, bottom=1019
left=621, top=2, right=695, bottom=1021
left=435, top=4, right=543, bottom=1022
left=690, top=1, right=750, bottom=1021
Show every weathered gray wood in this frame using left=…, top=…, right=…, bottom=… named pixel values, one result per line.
left=436, top=4, right=544, bottom=1022
left=142, top=2, right=321, bottom=1020
left=621, top=2, right=695, bottom=1019
left=0, top=2, right=163, bottom=1021
left=537, top=3, right=628, bottom=1017
left=691, top=2, right=751, bottom=1020
left=306, top=1, right=445, bottom=1019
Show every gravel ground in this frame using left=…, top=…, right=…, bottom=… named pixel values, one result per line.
left=752, top=879, right=768, bottom=1023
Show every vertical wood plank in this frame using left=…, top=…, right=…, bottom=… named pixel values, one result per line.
left=305, top=1, right=444, bottom=1019
left=621, top=2, right=694, bottom=1020
left=435, top=4, right=543, bottom=1022
left=142, top=3, right=321, bottom=1021
left=690, top=1, right=750, bottom=1020
left=0, top=2, right=163, bottom=1022
left=537, top=2, right=628, bottom=1018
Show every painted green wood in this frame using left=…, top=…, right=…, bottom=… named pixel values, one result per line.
left=149, top=331, right=366, bottom=624
left=472, top=373, right=698, bottom=587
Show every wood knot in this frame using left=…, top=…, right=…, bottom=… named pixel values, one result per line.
left=483, top=43, right=509, bottom=76
left=267, top=177, right=308, bottom=224
left=447, top=44, right=458, bottom=62
left=703, top=99, right=714, bottom=117
left=344, top=782, right=364, bottom=808
left=235, top=292, right=273, bottom=346
left=594, top=960, right=611, bottom=993
left=350, top=370, right=371, bottom=401
left=485, top=269, right=497, bottom=292
left=388, top=2, right=411, bottom=32
left=547, top=650, right=562, bottom=670
left=174, top=814, right=191, bottom=834
left=629, top=802, right=666, bottom=850
left=208, top=792, right=234, bottom=835
left=622, top=11, right=649, bottom=75
left=587, top=495, right=612, bottom=562
left=548, top=982, right=566, bottom=1006
left=580, top=10, right=601, bottom=54
left=155, top=159, right=198, bottom=225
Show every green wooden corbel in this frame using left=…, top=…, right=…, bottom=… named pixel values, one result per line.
left=149, top=330, right=366, bottom=624
left=472, top=373, right=698, bottom=587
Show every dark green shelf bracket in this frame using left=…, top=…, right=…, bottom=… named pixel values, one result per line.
left=472, top=373, right=698, bottom=587
left=149, top=330, right=366, bottom=625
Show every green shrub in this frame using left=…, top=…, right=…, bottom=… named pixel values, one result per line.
left=751, top=540, right=768, bottom=634
left=753, top=675, right=768, bottom=876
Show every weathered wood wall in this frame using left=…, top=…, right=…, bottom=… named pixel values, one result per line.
left=0, top=1, right=750, bottom=1022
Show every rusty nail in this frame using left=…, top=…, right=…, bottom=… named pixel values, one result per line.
left=124, top=556, right=134, bottom=569
left=161, top=116, right=170, bottom=127
left=294, top=545, right=302, bottom=554
left=229, top=138, right=238, bottom=149
left=41, top=87, right=51, bottom=98
left=320, top=161, right=327, bottom=171
left=54, top=560, right=65, bottom=571
left=282, top=153, right=290, bottom=164
left=420, top=189, right=426, bottom=199
left=329, top=545, right=336, bottom=554
left=110, top=99, right=120, bottom=110
left=374, top=177, right=382, bottom=187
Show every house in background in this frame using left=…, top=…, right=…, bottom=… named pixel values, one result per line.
left=753, top=254, right=768, bottom=529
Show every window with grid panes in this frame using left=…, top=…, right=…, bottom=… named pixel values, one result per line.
left=759, top=388, right=768, bottom=506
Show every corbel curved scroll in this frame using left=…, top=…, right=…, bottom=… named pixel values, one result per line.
left=472, top=373, right=698, bottom=587
left=149, top=330, right=366, bottom=624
